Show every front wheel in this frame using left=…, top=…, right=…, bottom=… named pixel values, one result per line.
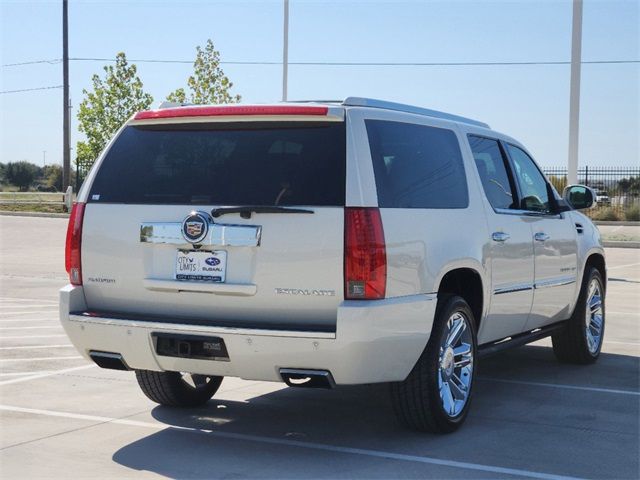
left=391, top=296, right=477, bottom=433
left=552, top=267, right=605, bottom=364
left=135, top=370, right=223, bottom=407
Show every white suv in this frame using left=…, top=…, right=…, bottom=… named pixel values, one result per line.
left=61, top=98, right=606, bottom=433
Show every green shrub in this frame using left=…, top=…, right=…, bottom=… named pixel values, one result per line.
left=592, top=207, right=621, bottom=221
left=625, top=206, right=640, bottom=221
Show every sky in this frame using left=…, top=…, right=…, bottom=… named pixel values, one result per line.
left=1, top=0, right=638, bottom=169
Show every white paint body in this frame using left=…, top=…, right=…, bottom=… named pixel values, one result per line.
left=60, top=101, right=604, bottom=384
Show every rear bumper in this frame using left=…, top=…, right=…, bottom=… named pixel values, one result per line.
left=59, top=285, right=436, bottom=385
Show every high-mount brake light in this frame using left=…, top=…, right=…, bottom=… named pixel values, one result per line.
left=65, top=202, right=85, bottom=286
left=344, top=207, right=387, bottom=300
left=134, top=105, right=329, bottom=120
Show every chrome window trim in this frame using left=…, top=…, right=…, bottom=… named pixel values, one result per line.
left=494, top=207, right=562, bottom=219
left=140, top=221, right=262, bottom=247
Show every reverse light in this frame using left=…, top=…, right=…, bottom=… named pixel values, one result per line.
left=344, top=207, right=387, bottom=300
left=65, top=202, right=85, bottom=286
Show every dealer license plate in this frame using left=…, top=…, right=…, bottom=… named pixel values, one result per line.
left=175, top=250, right=227, bottom=283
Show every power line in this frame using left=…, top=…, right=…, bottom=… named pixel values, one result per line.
left=2, top=57, right=639, bottom=68
left=0, top=85, right=63, bottom=94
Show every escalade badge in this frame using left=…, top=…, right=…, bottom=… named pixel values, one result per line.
left=181, top=211, right=210, bottom=244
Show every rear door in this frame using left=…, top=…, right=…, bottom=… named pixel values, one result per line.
left=467, top=135, right=535, bottom=343
left=80, top=114, right=346, bottom=331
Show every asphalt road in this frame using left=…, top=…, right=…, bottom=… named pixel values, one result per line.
left=1, top=215, right=638, bottom=479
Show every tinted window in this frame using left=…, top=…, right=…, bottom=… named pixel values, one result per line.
left=365, top=120, right=468, bottom=208
left=89, top=122, right=346, bottom=206
left=506, top=144, right=551, bottom=213
left=468, top=136, right=517, bottom=210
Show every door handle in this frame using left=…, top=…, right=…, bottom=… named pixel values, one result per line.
left=534, top=232, right=550, bottom=242
left=492, top=232, right=510, bottom=242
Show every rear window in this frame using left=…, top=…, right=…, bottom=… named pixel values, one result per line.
left=88, top=121, right=346, bottom=206
left=365, top=120, right=468, bottom=209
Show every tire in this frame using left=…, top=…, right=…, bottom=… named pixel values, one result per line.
left=552, top=267, right=605, bottom=364
left=135, top=370, right=223, bottom=407
left=390, top=295, right=477, bottom=433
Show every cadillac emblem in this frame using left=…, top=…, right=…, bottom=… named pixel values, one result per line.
left=181, top=211, right=210, bottom=244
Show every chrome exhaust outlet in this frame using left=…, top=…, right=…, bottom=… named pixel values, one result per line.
left=89, top=351, right=130, bottom=371
left=280, top=368, right=336, bottom=389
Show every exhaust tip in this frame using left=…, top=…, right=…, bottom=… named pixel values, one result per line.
left=280, top=368, right=335, bottom=389
left=89, top=351, right=130, bottom=371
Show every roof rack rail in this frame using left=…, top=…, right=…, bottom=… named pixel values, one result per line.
left=157, top=101, right=194, bottom=109
left=342, top=97, right=489, bottom=128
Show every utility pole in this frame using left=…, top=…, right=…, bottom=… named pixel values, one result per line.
left=62, top=0, right=71, bottom=190
left=567, top=0, right=583, bottom=185
left=43, top=151, right=46, bottom=167
left=282, top=0, right=289, bottom=102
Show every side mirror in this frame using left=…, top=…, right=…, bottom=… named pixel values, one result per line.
left=563, top=185, right=595, bottom=210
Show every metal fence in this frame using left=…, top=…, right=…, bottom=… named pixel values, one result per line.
left=542, top=166, right=640, bottom=220
left=0, top=187, right=74, bottom=212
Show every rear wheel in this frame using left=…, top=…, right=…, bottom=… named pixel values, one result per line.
left=135, top=370, right=223, bottom=407
left=552, top=267, right=605, bottom=364
left=391, top=296, right=477, bottom=433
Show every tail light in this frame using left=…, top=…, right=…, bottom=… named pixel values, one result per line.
left=344, top=207, right=386, bottom=300
left=65, top=202, right=85, bottom=286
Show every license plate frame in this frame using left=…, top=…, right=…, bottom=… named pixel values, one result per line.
left=175, top=249, right=227, bottom=283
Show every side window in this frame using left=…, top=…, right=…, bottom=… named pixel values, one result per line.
left=365, top=120, right=468, bottom=209
left=506, top=144, right=551, bottom=213
left=468, top=136, right=516, bottom=210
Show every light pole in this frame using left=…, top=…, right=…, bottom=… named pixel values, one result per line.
left=62, top=0, right=71, bottom=190
left=43, top=151, right=46, bottom=167
left=282, top=0, right=289, bottom=102
left=567, top=0, right=583, bottom=185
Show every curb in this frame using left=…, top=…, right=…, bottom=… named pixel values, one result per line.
left=595, top=221, right=640, bottom=226
left=603, top=241, right=640, bottom=249
left=0, top=211, right=69, bottom=219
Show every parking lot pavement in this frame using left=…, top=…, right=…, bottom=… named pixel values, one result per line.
left=1, top=215, right=638, bottom=479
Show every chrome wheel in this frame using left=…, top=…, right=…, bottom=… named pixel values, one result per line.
left=585, top=278, right=604, bottom=354
left=438, top=311, right=474, bottom=418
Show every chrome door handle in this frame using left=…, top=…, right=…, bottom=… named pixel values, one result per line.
left=492, top=232, right=510, bottom=242
left=534, top=232, right=550, bottom=242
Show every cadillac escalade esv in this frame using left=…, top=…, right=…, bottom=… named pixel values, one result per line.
left=60, top=98, right=606, bottom=433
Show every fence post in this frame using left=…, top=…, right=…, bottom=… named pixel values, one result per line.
left=584, top=165, right=589, bottom=186
left=64, top=186, right=73, bottom=213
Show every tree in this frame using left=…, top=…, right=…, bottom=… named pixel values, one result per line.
left=167, top=39, right=241, bottom=105
left=76, top=52, right=153, bottom=169
left=5, top=161, right=38, bottom=191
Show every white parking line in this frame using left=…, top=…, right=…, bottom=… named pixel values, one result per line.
left=0, top=365, right=95, bottom=386
left=0, top=310, right=58, bottom=316
left=0, top=356, right=83, bottom=362
left=0, top=345, right=73, bottom=350
left=0, top=404, right=582, bottom=480
left=0, top=318, right=59, bottom=323
left=607, top=262, right=640, bottom=270
left=481, top=378, right=639, bottom=396
left=0, top=371, right=58, bottom=377
left=1, top=305, right=60, bottom=309
left=0, top=326, right=62, bottom=330
left=1, top=334, right=68, bottom=339
left=0, top=297, right=57, bottom=304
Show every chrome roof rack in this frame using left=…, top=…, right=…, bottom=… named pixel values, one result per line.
left=342, top=97, right=489, bottom=128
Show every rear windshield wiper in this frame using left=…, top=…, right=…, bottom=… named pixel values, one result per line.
left=211, top=206, right=315, bottom=219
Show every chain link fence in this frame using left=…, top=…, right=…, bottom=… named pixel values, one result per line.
left=543, top=166, right=640, bottom=221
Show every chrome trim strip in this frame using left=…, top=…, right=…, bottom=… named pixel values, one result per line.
left=143, top=279, right=257, bottom=296
left=67, top=315, right=337, bottom=339
left=534, top=276, right=576, bottom=289
left=494, top=276, right=576, bottom=295
left=140, top=221, right=262, bottom=247
left=494, top=208, right=561, bottom=219
left=493, top=284, right=534, bottom=295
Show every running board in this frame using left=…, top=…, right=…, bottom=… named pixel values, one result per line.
left=478, top=322, right=567, bottom=358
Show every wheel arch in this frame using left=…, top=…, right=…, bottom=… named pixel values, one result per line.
left=435, top=265, right=486, bottom=331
